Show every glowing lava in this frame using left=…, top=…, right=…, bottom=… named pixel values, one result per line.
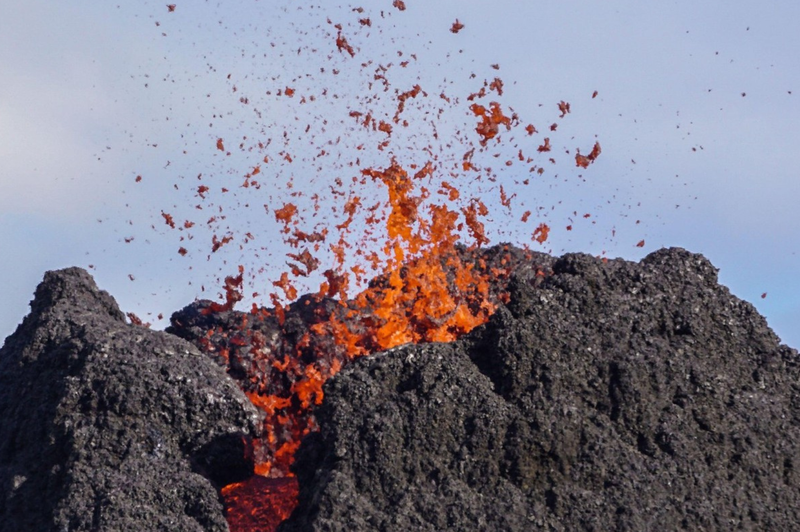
left=139, top=4, right=604, bottom=531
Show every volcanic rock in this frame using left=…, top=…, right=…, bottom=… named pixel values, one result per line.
left=0, top=268, right=261, bottom=532
left=167, top=243, right=544, bottom=475
left=280, top=247, right=800, bottom=531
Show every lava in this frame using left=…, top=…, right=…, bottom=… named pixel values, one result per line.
left=222, top=477, right=298, bottom=532
left=137, top=3, right=606, bottom=530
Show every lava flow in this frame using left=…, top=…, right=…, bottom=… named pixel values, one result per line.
left=141, top=3, right=604, bottom=530
left=170, top=166, right=542, bottom=530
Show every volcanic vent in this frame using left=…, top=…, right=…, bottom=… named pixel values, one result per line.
left=167, top=243, right=546, bottom=529
left=124, top=8, right=610, bottom=525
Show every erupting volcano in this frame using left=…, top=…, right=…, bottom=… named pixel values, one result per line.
left=170, top=242, right=538, bottom=529
left=168, top=152, right=562, bottom=527
left=129, top=2, right=604, bottom=530
left=5, top=2, right=800, bottom=531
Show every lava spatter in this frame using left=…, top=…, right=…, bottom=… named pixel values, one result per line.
left=135, top=3, right=606, bottom=530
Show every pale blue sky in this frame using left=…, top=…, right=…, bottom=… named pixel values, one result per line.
left=2, top=1, right=798, bottom=347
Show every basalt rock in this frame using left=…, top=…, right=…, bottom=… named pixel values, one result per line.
left=0, top=268, right=261, bottom=532
left=5, top=248, right=799, bottom=532
left=280, top=247, right=800, bottom=531
left=167, top=243, right=547, bottom=474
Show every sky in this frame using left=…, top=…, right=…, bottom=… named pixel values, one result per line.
left=2, top=1, right=799, bottom=348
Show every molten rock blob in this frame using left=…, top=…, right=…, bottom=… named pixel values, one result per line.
left=0, top=268, right=260, bottom=532
left=281, top=248, right=800, bottom=531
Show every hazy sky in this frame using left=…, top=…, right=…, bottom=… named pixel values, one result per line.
left=2, top=1, right=798, bottom=348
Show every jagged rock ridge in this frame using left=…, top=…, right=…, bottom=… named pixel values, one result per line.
left=279, top=247, right=800, bottom=531
left=2, top=248, right=798, bottom=532
left=0, top=267, right=261, bottom=532
left=167, top=244, right=542, bottom=475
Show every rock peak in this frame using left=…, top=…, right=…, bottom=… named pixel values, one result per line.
left=31, top=266, right=125, bottom=322
left=0, top=267, right=260, bottom=531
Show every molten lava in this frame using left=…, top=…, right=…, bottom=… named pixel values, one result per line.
left=222, top=477, right=298, bottom=532
left=179, top=155, right=535, bottom=528
left=184, top=244, right=531, bottom=530
left=187, top=158, right=530, bottom=464
left=141, top=4, right=605, bottom=530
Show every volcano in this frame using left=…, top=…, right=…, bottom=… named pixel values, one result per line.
left=2, top=245, right=799, bottom=531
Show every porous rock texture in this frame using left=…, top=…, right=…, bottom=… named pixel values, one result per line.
left=280, top=247, right=800, bottom=531
left=0, top=268, right=261, bottom=532
left=167, top=244, right=540, bottom=475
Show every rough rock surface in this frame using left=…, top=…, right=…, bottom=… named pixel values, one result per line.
left=0, top=268, right=261, bottom=532
left=167, top=243, right=543, bottom=474
left=280, top=247, right=800, bottom=531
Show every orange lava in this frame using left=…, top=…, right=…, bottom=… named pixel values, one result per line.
left=216, top=163, right=528, bottom=530
left=136, top=5, right=606, bottom=531
left=223, top=477, right=298, bottom=531
left=470, top=102, right=513, bottom=145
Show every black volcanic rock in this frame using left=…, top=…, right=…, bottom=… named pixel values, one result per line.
left=167, top=243, right=547, bottom=475
left=280, top=248, right=800, bottom=531
left=0, top=268, right=261, bottom=532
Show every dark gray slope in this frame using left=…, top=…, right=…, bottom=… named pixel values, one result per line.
left=281, top=248, right=800, bottom=532
left=0, top=268, right=261, bottom=532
